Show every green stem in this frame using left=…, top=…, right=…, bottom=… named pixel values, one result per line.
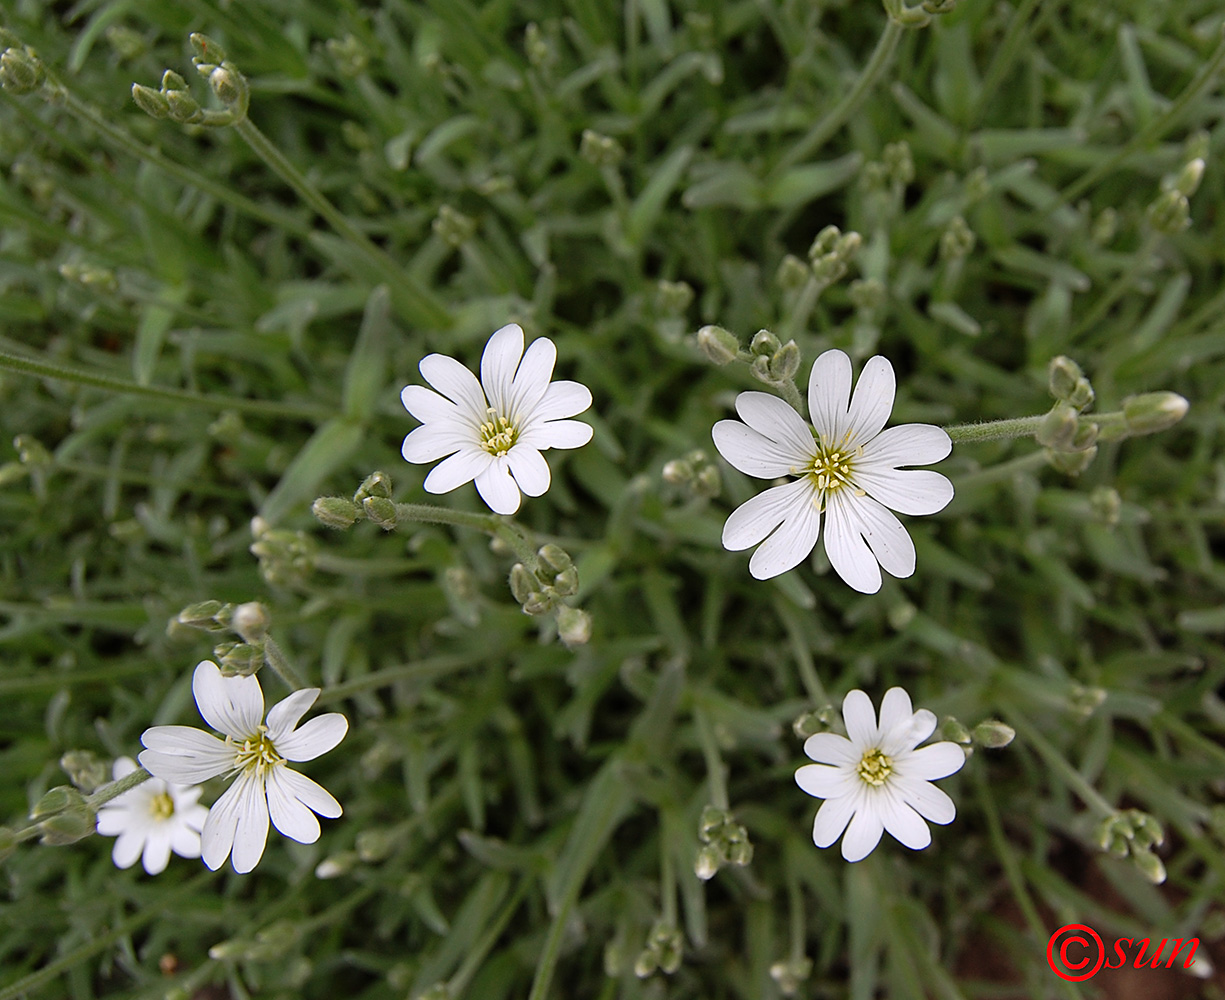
left=448, top=880, right=530, bottom=995
left=776, top=377, right=806, bottom=417
left=780, top=276, right=827, bottom=342
left=10, top=83, right=310, bottom=238
left=263, top=635, right=308, bottom=691
left=694, top=705, right=730, bottom=811
left=1008, top=714, right=1115, bottom=819
left=0, top=871, right=215, bottom=1000
left=392, top=501, right=501, bottom=533
left=774, top=19, right=904, bottom=173
left=0, top=348, right=325, bottom=421
left=660, top=829, right=678, bottom=926
left=969, top=0, right=1043, bottom=128
left=231, top=117, right=450, bottom=329
left=87, top=766, right=152, bottom=808
left=944, top=414, right=1045, bottom=443
left=1058, top=28, right=1225, bottom=207
left=527, top=891, right=578, bottom=1000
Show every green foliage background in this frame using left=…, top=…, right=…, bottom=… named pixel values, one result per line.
left=1, top=0, right=1224, bottom=998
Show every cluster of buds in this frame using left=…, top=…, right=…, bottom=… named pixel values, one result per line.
left=579, top=129, right=625, bottom=167
left=661, top=449, right=721, bottom=500
left=324, top=35, right=369, bottom=77
left=524, top=23, right=557, bottom=70
left=209, top=919, right=303, bottom=963
left=312, top=471, right=392, bottom=530
left=808, top=225, right=862, bottom=286
left=28, top=785, right=96, bottom=846
left=1147, top=148, right=1206, bottom=236
left=250, top=517, right=317, bottom=588
left=173, top=599, right=272, bottom=677
left=654, top=280, right=695, bottom=343
left=508, top=545, right=591, bottom=645
left=792, top=704, right=838, bottom=740
left=432, top=205, right=476, bottom=248
left=861, top=141, right=915, bottom=218
left=58, top=261, right=119, bottom=294
left=59, top=750, right=111, bottom=795
left=1067, top=683, right=1107, bottom=719
left=633, top=920, right=683, bottom=978
left=1096, top=809, right=1166, bottom=884
left=747, top=329, right=801, bottom=388
left=770, top=957, right=814, bottom=997
left=132, top=34, right=248, bottom=128
left=884, top=0, right=958, bottom=27
left=0, top=32, right=45, bottom=94
left=694, top=805, right=753, bottom=881
left=1040, top=356, right=1100, bottom=475
left=940, top=216, right=976, bottom=262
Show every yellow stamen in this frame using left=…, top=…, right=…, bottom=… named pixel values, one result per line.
left=149, top=792, right=176, bottom=820
left=804, top=434, right=862, bottom=505
left=856, top=748, right=893, bottom=787
left=231, top=725, right=285, bottom=777
left=478, top=407, right=519, bottom=456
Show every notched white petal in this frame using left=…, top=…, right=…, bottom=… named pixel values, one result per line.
left=192, top=660, right=263, bottom=740
left=475, top=459, right=522, bottom=515
left=275, top=713, right=349, bottom=762
left=711, top=420, right=803, bottom=479
left=265, top=687, right=321, bottom=743
left=807, top=349, right=853, bottom=442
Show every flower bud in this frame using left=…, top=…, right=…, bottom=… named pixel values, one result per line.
left=557, top=605, right=591, bottom=646
left=522, top=591, right=555, bottom=616
left=1122, top=392, right=1189, bottom=435
left=1129, top=810, right=1164, bottom=850
left=312, top=495, right=360, bottom=529
left=131, top=83, right=171, bottom=118
left=776, top=254, right=810, bottom=291
left=723, top=838, right=753, bottom=867
left=354, top=471, right=393, bottom=501
left=699, top=805, right=727, bottom=840
left=164, top=88, right=203, bottom=124
left=177, top=599, right=228, bottom=629
left=1047, top=356, right=1083, bottom=401
left=38, top=807, right=98, bottom=846
left=791, top=709, right=827, bottom=739
left=971, top=720, right=1015, bottom=748
left=696, top=325, right=739, bottom=365
left=883, top=140, right=914, bottom=185
left=771, top=340, right=801, bottom=381
left=749, top=330, right=781, bottom=357
left=552, top=566, right=580, bottom=597
left=538, top=544, right=572, bottom=573
left=849, top=278, right=886, bottom=312
left=1147, top=189, right=1190, bottom=235
left=231, top=601, right=270, bottom=643
left=1046, top=445, right=1097, bottom=475
left=315, top=851, right=358, bottom=878
left=214, top=641, right=263, bottom=677
left=693, top=464, right=721, bottom=498
left=633, top=949, right=659, bottom=979
left=1132, top=848, right=1166, bottom=884
left=653, top=924, right=683, bottom=974
left=1067, top=377, right=1095, bottom=411
left=31, top=785, right=86, bottom=820
left=661, top=458, right=692, bottom=485
left=1036, top=402, right=1079, bottom=449
left=1175, top=158, right=1205, bottom=198
left=524, top=22, right=554, bottom=68
left=206, top=65, right=247, bottom=108
left=509, top=564, right=537, bottom=605
left=362, top=496, right=398, bottom=530
left=941, top=718, right=973, bottom=745
left=694, top=843, right=720, bottom=881
left=0, top=46, right=45, bottom=94
left=940, top=216, right=976, bottom=261
left=1091, top=207, right=1117, bottom=245
left=60, top=750, right=110, bottom=794
left=770, top=957, right=813, bottom=997
left=189, top=33, right=227, bottom=66
left=160, top=69, right=187, bottom=91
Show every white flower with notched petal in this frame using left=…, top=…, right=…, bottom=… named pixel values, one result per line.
left=95, top=756, right=208, bottom=875
left=795, top=687, right=965, bottom=862
left=400, top=323, right=594, bottom=515
left=712, top=349, right=953, bottom=593
left=139, top=661, right=348, bottom=874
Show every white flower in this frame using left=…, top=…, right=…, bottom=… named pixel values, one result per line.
left=711, top=349, right=953, bottom=593
left=95, top=756, right=208, bottom=875
left=795, top=688, right=965, bottom=862
left=139, top=661, right=348, bottom=874
left=400, top=323, right=594, bottom=515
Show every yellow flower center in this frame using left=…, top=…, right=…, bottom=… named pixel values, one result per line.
left=149, top=792, right=176, bottom=820
left=231, top=726, right=285, bottom=777
left=856, top=748, right=893, bottom=787
left=478, top=408, right=519, bottom=457
left=804, top=437, right=860, bottom=495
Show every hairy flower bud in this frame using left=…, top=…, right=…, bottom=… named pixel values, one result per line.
left=1132, top=847, right=1166, bottom=884
left=231, top=602, right=270, bottom=643
left=361, top=496, right=398, bottom=530
left=1122, top=392, right=1189, bottom=435
left=696, top=325, right=739, bottom=365
left=1047, top=356, right=1083, bottom=401
left=694, top=843, right=720, bottom=881
left=1036, top=402, right=1079, bottom=449
left=971, top=720, right=1015, bottom=748
left=131, top=82, right=171, bottom=118
left=557, top=605, right=591, bottom=646
left=60, top=750, right=111, bottom=794
left=0, top=45, right=45, bottom=94
left=312, top=495, right=360, bottom=529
